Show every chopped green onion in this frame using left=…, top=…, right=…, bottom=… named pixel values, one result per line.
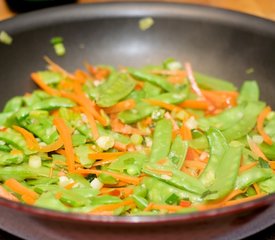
left=246, top=68, right=254, bottom=75
left=50, top=37, right=63, bottom=45
left=0, top=31, right=13, bottom=45
left=163, top=58, right=182, bottom=70
left=130, top=134, right=143, bottom=145
left=28, top=155, right=42, bottom=169
left=139, top=17, right=154, bottom=31
left=165, top=193, right=180, bottom=205
left=53, top=43, right=66, bottom=56
left=96, top=136, right=115, bottom=150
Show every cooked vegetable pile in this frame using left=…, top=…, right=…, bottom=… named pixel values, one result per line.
left=0, top=58, right=274, bottom=216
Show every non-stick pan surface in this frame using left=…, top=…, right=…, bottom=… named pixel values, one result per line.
left=0, top=2, right=275, bottom=240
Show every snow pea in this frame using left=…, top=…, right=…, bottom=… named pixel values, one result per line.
left=222, top=101, right=265, bottom=141
left=151, top=89, right=188, bottom=104
left=238, top=80, right=259, bottom=103
left=260, top=143, right=275, bottom=159
left=198, top=103, right=246, bottom=131
left=97, top=124, right=130, bottom=145
left=143, top=82, right=162, bottom=98
left=259, top=175, right=275, bottom=194
left=142, top=177, right=202, bottom=203
left=74, top=144, right=95, bottom=168
left=128, top=68, right=175, bottom=92
left=150, top=118, right=172, bottom=162
left=3, top=96, right=23, bottom=113
left=0, top=112, right=13, bottom=125
left=96, top=72, right=136, bottom=107
left=200, top=128, right=228, bottom=187
left=132, top=194, right=148, bottom=209
left=168, top=135, right=188, bottom=169
left=38, top=71, right=62, bottom=85
left=0, top=128, right=33, bottom=154
left=235, top=167, right=273, bottom=190
left=194, top=72, right=237, bottom=91
left=204, top=145, right=242, bottom=200
left=0, top=164, right=54, bottom=181
left=0, top=150, right=24, bottom=166
left=31, top=97, right=76, bottom=110
left=143, top=163, right=207, bottom=195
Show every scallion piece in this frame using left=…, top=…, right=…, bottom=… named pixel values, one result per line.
left=0, top=31, right=13, bottom=45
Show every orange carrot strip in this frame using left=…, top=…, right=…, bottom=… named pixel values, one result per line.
left=92, top=159, right=116, bottom=166
left=145, top=167, right=173, bottom=176
left=90, top=199, right=135, bottom=213
left=184, top=160, right=207, bottom=170
left=257, top=106, right=273, bottom=145
left=180, top=100, right=209, bottom=110
left=31, top=73, right=59, bottom=96
left=113, top=142, right=128, bottom=152
left=111, top=118, right=147, bottom=135
left=151, top=69, right=186, bottom=76
left=74, top=69, right=89, bottom=84
left=21, top=194, right=36, bottom=205
left=0, top=185, right=19, bottom=202
left=5, top=178, right=38, bottom=200
left=38, top=137, right=63, bottom=153
left=247, top=138, right=268, bottom=161
left=79, top=106, right=99, bottom=140
left=224, top=193, right=266, bottom=207
left=150, top=203, right=186, bottom=212
left=53, top=117, right=75, bottom=173
left=44, top=56, right=75, bottom=79
left=179, top=124, right=192, bottom=140
left=75, top=169, right=140, bottom=185
left=144, top=99, right=183, bottom=112
left=253, top=183, right=261, bottom=195
left=64, top=182, right=76, bottom=190
left=89, top=152, right=126, bottom=160
left=104, top=99, right=136, bottom=114
left=239, top=162, right=257, bottom=174
left=13, top=125, right=39, bottom=150
left=221, top=189, right=247, bottom=203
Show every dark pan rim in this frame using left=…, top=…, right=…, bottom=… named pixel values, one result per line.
left=0, top=1, right=275, bottom=224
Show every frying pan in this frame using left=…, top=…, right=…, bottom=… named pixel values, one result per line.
left=0, top=2, right=275, bottom=240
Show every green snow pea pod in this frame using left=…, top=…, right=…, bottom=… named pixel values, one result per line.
left=35, top=192, right=70, bottom=212
left=98, top=173, right=118, bottom=184
left=0, top=128, right=34, bottom=154
left=194, top=72, right=237, bottom=91
left=3, top=96, right=23, bottom=113
left=38, top=71, right=63, bottom=85
left=97, top=124, right=130, bottom=145
left=238, top=81, right=259, bottom=103
left=31, top=97, right=76, bottom=110
left=198, top=103, right=246, bottom=131
left=23, top=90, right=51, bottom=107
left=67, top=173, right=91, bottom=188
left=142, top=177, right=202, bottom=203
left=0, top=112, right=13, bottom=125
left=119, top=101, right=157, bottom=124
left=96, top=72, right=136, bottom=107
left=204, top=145, right=242, bottom=201
left=0, top=144, right=11, bottom=152
left=71, top=133, right=86, bottom=147
left=132, top=194, right=148, bottom=209
left=168, top=135, right=188, bottom=169
left=74, top=144, right=95, bottom=168
left=91, top=195, right=122, bottom=206
left=108, top=152, right=148, bottom=174
left=260, top=143, right=275, bottom=159
left=235, top=167, right=273, bottom=190
left=0, top=150, right=24, bottom=166
left=19, top=115, right=59, bottom=144
left=143, top=82, right=162, bottom=98
left=259, top=175, right=275, bottom=193
left=199, top=128, right=228, bottom=187
left=143, top=163, right=207, bottom=195
left=150, top=118, right=172, bottom=162
left=128, top=68, right=175, bottom=92
left=263, top=118, right=275, bottom=140
left=151, top=89, right=188, bottom=104
left=0, top=164, right=55, bottom=181
left=26, top=177, right=59, bottom=186
left=222, top=101, right=265, bottom=141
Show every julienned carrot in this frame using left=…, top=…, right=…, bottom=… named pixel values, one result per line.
left=44, top=56, right=75, bottom=79
left=90, top=198, right=135, bottom=213
left=144, top=99, right=183, bottom=112
left=239, top=162, right=258, bottom=174
left=31, top=73, right=59, bottom=96
left=53, top=117, right=75, bottom=173
left=145, top=203, right=187, bottom=212
left=179, top=124, right=192, bottom=140
left=180, top=100, right=209, bottom=110
left=74, top=69, right=89, bottom=84
left=253, top=183, right=261, bottom=195
left=21, top=194, right=37, bottom=205
left=0, top=185, right=19, bottom=202
left=113, top=142, right=128, bottom=152
left=89, top=152, right=126, bottom=160
left=111, top=118, right=147, bottom=136
left=38, top=137, right=63, bottom=153
left=224, top=193, right=266, bottom=207
left=257, top=106, right=273, bottom=145
left=247, top=138, right=268, bottom=161
left=185, top=62, right=204, bottom=98
left=184, top=160, right=207, bottom=170
left=146, top=167, right=173, bottom=176
left=13, top=125, right=39, bottom=150
left=221, top=189, right=247, bottom=203
left=79, top=106, right=99, bottom=140
left=104, top=99, right=136, bottom=114
left=75, top=168, right=140, bottom=185
left=5, top=178, right=39, bottom=200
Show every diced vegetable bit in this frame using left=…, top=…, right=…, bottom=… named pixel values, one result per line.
left=0, top=58, right=274, bottom=216
left=50, top=36, right=66, bottom=56
left=0, top=31, right=13, bottom=45
left=139, top=17, right=154, bottom=31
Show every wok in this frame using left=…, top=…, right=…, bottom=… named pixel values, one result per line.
left=0, top=2, right=275, bottom=240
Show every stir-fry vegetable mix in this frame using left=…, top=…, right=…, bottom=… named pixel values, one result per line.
left=0, top=58, right=274, bottom=216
